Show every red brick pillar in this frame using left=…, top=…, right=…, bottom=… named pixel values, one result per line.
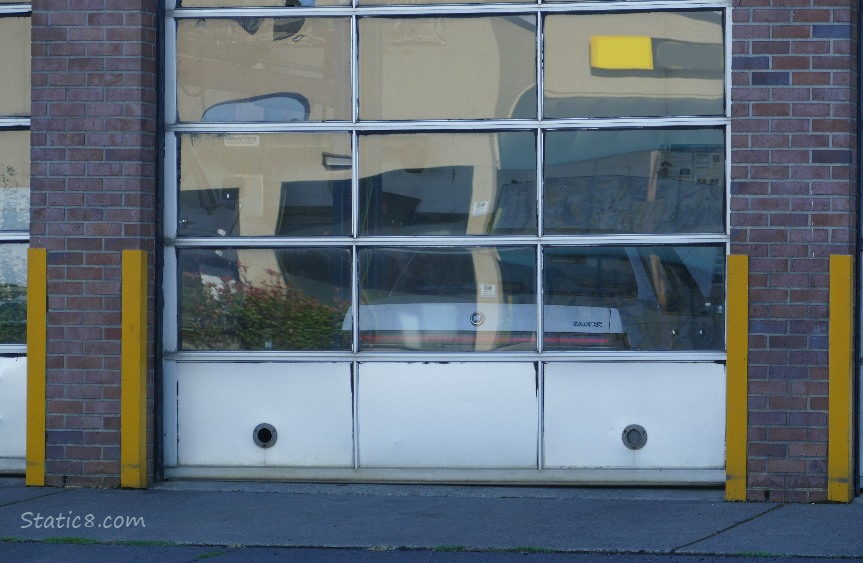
left=731, top=0, right=858, bottom=501
left=30, top=1, right=158, bottom=487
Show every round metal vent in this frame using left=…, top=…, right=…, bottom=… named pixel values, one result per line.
left=622, top=424, right=647, bottom=450
left=253, top=423, right=278, bottom=448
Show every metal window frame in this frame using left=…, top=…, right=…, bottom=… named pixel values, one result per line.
left=162, top=0, right=732, bottom=363
left=0, top=6, right=31, bottom=354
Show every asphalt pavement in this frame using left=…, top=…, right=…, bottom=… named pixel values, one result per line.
left=1, top=478, right=862, bottom=562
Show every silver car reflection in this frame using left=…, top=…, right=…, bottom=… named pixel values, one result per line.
left=348, top=246, right=722, bottom=352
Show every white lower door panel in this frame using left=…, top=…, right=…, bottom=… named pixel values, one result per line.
left=543, top=362, right=725, bottom=469
left=177, top=362, right=353, bottom=467
left=168, top=360, right=725, bottom=482
left=358, top=362, right=538, bottom=468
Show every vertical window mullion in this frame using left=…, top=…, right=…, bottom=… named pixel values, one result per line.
left=351, top=12, right=359, bottom=354
left=536, top=242, right=543, bottom=353
left=536, top=9, right=544, bottom=353
left=352, top=13, right=359, bottom=125
left=351, top=245, right=359, bottom=353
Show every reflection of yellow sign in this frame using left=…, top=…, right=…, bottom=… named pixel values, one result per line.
left=589, top=36, right=654, bottom=70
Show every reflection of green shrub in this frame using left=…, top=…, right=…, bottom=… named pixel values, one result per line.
left=181, top=270, right=348, bottom=351
left=0, top=284, right=26, bottom=344
left=0, top=165, right=18, bottom=188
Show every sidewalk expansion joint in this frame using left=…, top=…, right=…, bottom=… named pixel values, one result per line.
left=0, top=489, right=72, bottom=509
left=669, top=503, right=784, bottom=554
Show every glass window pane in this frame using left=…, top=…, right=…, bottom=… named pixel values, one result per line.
left=359, top=132, right=536, bottom=236
left=0, top=18, right=30, bottom=117
left=179, top=247, right=351, bottom=351
left=180, top=0, right=348, bottom=7
left=177, top=18, right=351, bottom=122
left=543, top=12, right=724, bottom=118
left=0, top=243, right=26, bottom=345
left=359, top=16, right=536, bottom=120
left=178, top=133, right=351, bottom=237
left=544, top=128, right=724, bottom=235
left=357, top=247, right=536, bottom=352
left=543, top=245, right=724, bottom=351
left=363, top=0, right=529, bottom=5
left=0, top=130, right=30, bottom=232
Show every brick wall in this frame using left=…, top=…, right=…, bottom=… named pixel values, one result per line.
left=30, top=0, right=159, bottom=488
left=731, top=0, right=858, bottom=502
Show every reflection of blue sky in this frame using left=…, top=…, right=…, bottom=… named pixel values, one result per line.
left=498, top=129, right=723, bottom=170
left=0, top=244, right=26, bottom=286
left=203, top=93, right=309, bottom=123
left=676, top=246, right=721, bottom=297
left=545, top=129, right=723, bottom=166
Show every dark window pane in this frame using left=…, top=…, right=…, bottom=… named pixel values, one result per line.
left=359, top=132, right=536, bottom=236
left=356, top=247, right=536, bottom=351
left=178, top=133, right=351, bottom=237
left=0, top=243, right=26, bottom=344
left=544, top=246, right=725, bottom=351
left=544, top=128, right=724, bottom=235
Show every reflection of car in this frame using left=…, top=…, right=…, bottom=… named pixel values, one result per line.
left=178, top=188, right=240, bottom=237
left=347, top=246, right=723, bottom=352
left=346, top=248, right=632, bottom=352
left=344, top=300, right=626, bottom=352
left=544, top=246, right=724, bottom=350
left=543, top=303, right=627, bottom=349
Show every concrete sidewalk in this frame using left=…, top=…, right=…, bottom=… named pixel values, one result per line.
left=1, top=478, right=862, bottom=560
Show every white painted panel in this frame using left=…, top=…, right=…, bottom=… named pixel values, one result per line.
left=177, top=362, right=353, bottom=467
left=358, top=362, right=537, bottom=468
left=162, top=360, right=179, bottom=467
left=0, top=356, right=26, bottom=459
left=161, top=248, right=178, bottom=353
left=544, top=362, right=725, bottom=469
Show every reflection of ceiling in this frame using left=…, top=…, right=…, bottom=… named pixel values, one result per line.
left=177, top=12, right=722, bottom=123
left=0, top=130, right=31, bottom=186
left=177, top=18, right=350, bottom=121
left=359, top=16, right=535, bottom=120
left=0, top=18, right=30, bottom=116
